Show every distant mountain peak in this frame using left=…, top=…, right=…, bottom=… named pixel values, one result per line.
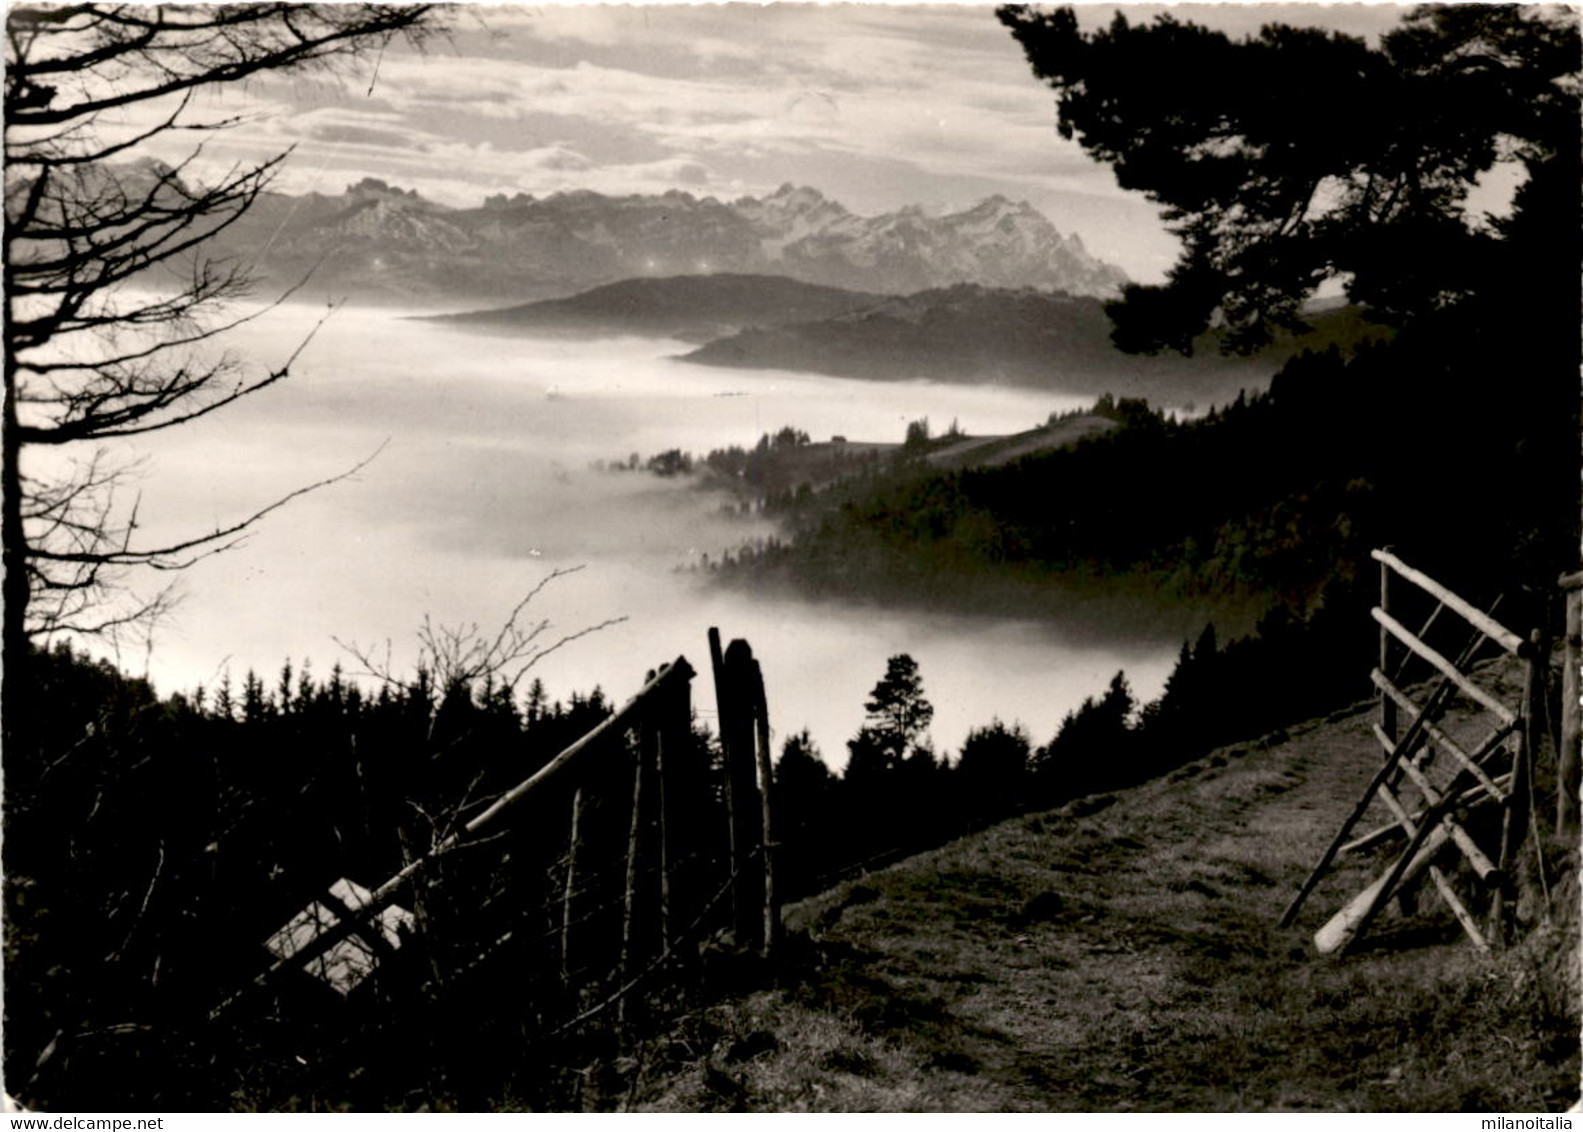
left=346, top=176, right=424, bottom=200
left=769, top=182, right=825, bottom=202
left=205, top=175, right=1130, bottom=306
left=758, top=183, right=840, bottom=218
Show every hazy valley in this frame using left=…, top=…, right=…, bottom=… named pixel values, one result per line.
left=105, top=171, right=1398, bottom=763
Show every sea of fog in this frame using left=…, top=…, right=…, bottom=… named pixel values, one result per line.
left=54, top=301, right=1183, bottom=769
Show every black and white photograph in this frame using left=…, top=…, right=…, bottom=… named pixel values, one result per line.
left=3, top=0, right=1579, bottom=1113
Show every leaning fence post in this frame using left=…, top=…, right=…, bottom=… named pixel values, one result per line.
left=617, top=688, right=649, bottom=1035
left=1559, top=573, right=1582, bottom=838
left=654, top=706, right=671, bottom=954
left=651, top=667, right=689, bottom=958
left=561, top=787, right=584, bottom=989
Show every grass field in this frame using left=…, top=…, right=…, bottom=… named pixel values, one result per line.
left=614, top=658, right=1579, bottom=1112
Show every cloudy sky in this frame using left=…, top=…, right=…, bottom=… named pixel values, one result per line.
left=154, top=3, right=1412, bottom=282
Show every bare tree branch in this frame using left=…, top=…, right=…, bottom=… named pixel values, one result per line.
left=334, top=568, right=629, bottom=706
left=3, top=3, right=441, bottom=666
left=7, top=5, right=438, bottom=128
left=33, top=441, right=386, bottom=569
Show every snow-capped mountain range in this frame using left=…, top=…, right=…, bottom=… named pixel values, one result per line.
left=217, top=178, right=1129, bottom=305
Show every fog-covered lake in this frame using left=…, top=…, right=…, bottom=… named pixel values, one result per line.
left=77, top=302, right=1181, bottom=768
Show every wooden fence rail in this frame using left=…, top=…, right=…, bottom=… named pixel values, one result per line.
left=231, top=657, right=695, bottom=1012
left=1283, top=548, right=1562, bottom=956
left=229, top=630, right=783, bottom=1044
left=1373, top=549, right=1528, bottom=657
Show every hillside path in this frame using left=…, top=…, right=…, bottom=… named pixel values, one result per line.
left=638, top=657, right=1575, bottom=1111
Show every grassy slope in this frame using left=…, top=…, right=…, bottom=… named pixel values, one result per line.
left=627, top=657, right=1579, bottom=1112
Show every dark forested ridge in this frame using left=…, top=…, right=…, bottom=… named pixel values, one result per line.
left=681, top=284, right=1388, bottom=402
left=430, top=272, right=1386, bottom=405
left=424, top=274, right=885, bottom=344
left=714, top=325, right=1576, bottom=629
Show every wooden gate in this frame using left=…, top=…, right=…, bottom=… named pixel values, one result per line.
left=1280, top=549, right=1552, bottom=954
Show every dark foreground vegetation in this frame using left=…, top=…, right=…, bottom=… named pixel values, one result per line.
left=634, top=671, right=1579, bottom=1112
left=0, top=607, right=1369, bottom=1109
left=6, top=547, right=1571, bottom=1110
left=4, top=643, right=683, bottom=1109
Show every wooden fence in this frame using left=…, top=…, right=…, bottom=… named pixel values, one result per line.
left=1281, top=549, right=1563, bottom=954
left=221, top=628, right=781, bottom=1055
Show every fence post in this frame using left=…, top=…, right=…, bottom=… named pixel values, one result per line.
left=1494, top=629, right=1544, bottom=943
left=707, top=629, right=743, bottom=935
left=617, top=687, right=649, bottom=1035
left=748, top=655, right=779, bottom=961
left=1380, top=550, right=1398, bottom=745
left=711, top=630, right=765, bottom=949
left=1559, top=573, right=1582, bottom=838
left=654, top=704, right=671, bottom=954
left=560, top=787, right=584, bottom=989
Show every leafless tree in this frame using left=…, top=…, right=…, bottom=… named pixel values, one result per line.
left=335, top=566, right=630, bottom=710
left=3, top=3, right=440, bottom=701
